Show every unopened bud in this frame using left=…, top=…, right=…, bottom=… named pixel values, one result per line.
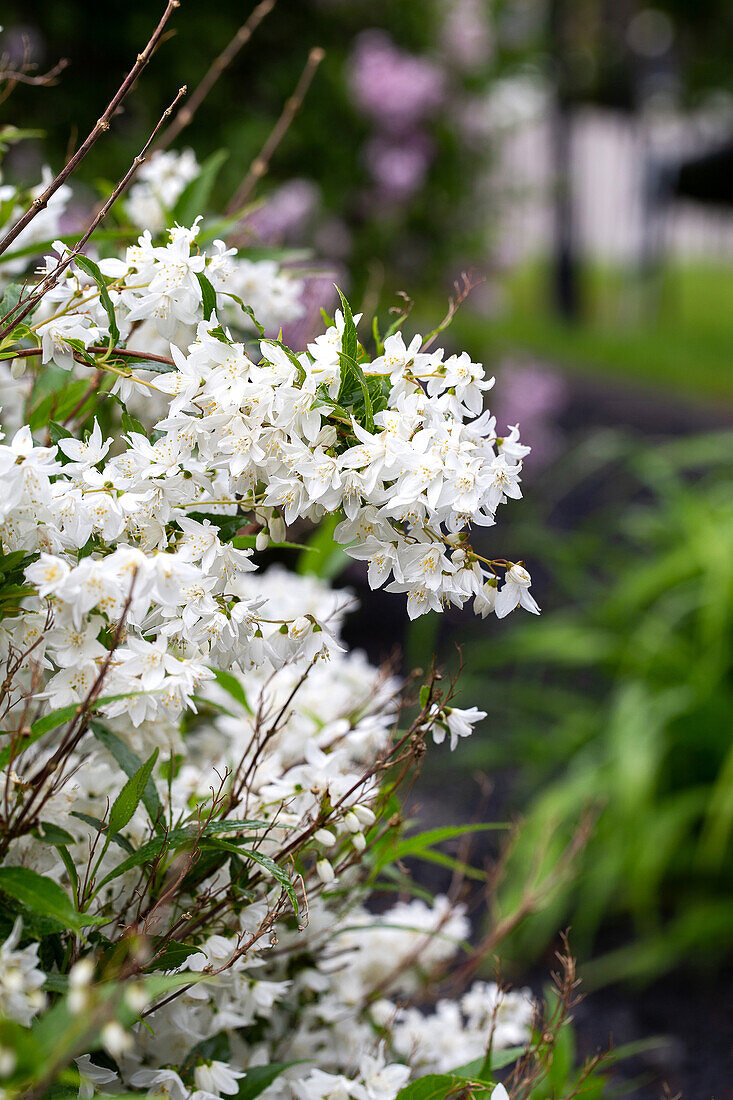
left=256, top=530, right=269, bottom=551
left=316, top=858, right=335, bottom=884
left=101, top=1021, right=132, bottom=1058
left=353, top=804, right=376, bottom=827
left=270, top=516, right=286, bottom=543
left=0, top=1047, right=17, bottom=1077
left=314, top=828, right=336, bottom=847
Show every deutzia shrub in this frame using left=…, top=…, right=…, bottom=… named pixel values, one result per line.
left=0, top=25, right=562, bottom=1100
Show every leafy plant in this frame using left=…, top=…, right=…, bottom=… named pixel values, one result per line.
left=458, top=431, right=733, bottom=984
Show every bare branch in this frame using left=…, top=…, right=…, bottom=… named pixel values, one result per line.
left=0, top=85, right=187, bottom=341
left=0, top=0, right=181, bottom=259
left=226, top=46, right=325, bottom=218
left=156, top=0, right=278, bottom=152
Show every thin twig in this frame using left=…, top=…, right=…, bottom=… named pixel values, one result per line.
left=226, top=46, right=325, bottom=217
left=0, top=1, right=180, bottom=259
left=155, top=0, right=278, bottom=152
left=0, top=85, right=187, bottom=341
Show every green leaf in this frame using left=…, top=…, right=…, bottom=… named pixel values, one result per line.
left=28, top=379, right=93, bottom=433
left=222, top=292, right=264, bottom=337
left=0, top=282, right=25, bottom=322
left=32, top=822, right=77, bottom=847
left=237, top=1063, right=300, bottom=1100
left=121, top=408, right=146, bottom=438
left=92, top=725, right=163, bottom=828
left=48, top=421, right=74, bottom=446
left=0, top=867, right=104, bottom=932
left=108, top=748, right=159, bottom=835
left=0, top=692, right=148, bottom=768
left=57, top=847, right=80, bottom=899
left=234, top=846, right=298, bottom=914
left=453, top=1047, right=525, bottom=1077
left=395, top=1075, right=467, bottom=1100
left=74, top=254, right=120, bottom=345
left=372, top=822, right=506, bottom=874
left=173, top=149, right=228, bottom=225
left=211, top=668, right=251, bottom=713
left=196, top=271, right=218, bottom=322
left=335, top=287, right=357, bottom=363
left=151, top=940, right=202, bottom=971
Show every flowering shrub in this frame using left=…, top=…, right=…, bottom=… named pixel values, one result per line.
left=0, top=12, right=573, bottom=1099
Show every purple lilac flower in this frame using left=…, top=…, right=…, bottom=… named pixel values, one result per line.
left=364, top=132, right=433, bottom=201
left=280, top=269, right=344, bottom=351
left=493, top=359, right=568, bottom=470
left=244, top=180, right=319, bottom=245
left=348, top=30, right=445, bottom=135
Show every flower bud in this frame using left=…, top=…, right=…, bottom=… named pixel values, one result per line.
left=353, top=804, right=376, bottom=827
left=101, top=1021, right=132, bottom=1058
left=255, top=530, right=269, bottom=552
left=316, top=858, right=335, bottom=884
left=314, top=828, right=336, bottom=847
left=270, top=515, right=286, bottom=543
left=0, top=1047, right=17, bottom=1077
left=343, top=811, right=360, bottom=833
left=352, top=832, right=366, bottom=852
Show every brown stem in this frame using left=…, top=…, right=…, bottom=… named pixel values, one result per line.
left=155, top=0, right=278, bottom=152
left=7, top=346, right=175, bottom=366
left=0, top=1, right=180, bottom=259
left=0, top=85, right=187, bottom=341
left=226, top=46, right=325, bottom=217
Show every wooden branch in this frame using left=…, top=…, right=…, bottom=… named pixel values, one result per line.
left=0, top=0, right=181, bottom=258
left=155, top=0, right=278, bottom=152
left=226, top=46, right=325, bottom=217
left=0, top=85, right=187, bottom=342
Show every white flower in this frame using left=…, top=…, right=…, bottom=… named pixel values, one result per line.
left=431, top=705, right=487, bottom=751
left=75, top=1055, right=119, bottom=1100
left=58, top=420, right=112, bottom=470
left=129, top=1068, right=189, bottom=1100
left=193, top=1060, right=246, bottom=1096
left=352, top=1046, right=410, bottom=1100
left=0, top=920, right=46, bottom=1026
left=494, top=564, right=540, bottom=619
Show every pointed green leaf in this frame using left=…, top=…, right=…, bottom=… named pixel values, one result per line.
left=92, top=725, right=163, bottom=828
left=74, top=254, right=120, bottom=344
left=0, top=867, right=105, bottom=932
left=108, top=748, right=159, bottom=835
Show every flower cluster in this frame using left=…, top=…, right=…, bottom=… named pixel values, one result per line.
left=0, top=170, right=538, bottom=1097
left=0, top=561, right=530, bottom=1099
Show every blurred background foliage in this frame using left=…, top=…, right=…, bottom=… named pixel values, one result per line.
left=3, top=0, right=733, bottom=1091
left=447, top=431, right=733, bottom=986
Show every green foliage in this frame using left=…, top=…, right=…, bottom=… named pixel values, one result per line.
left=107, top=748, right=159, bottom=836
left=92, top=724, right=163, bottom=827
left=459, top=432, right=733, bottom=983
left=0, top=867, right=104, bottom=933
